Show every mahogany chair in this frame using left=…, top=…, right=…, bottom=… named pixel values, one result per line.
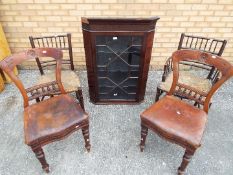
left=0, top=48, right=91, bottom=173
left=140, top=50, right=233, bottom=175
left=155, top=33, right=227, bottom=105
left=29, top=33, right=85, bottom=110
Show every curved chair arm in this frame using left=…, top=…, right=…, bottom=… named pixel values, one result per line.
left=162, top=54, right=215, bottom=83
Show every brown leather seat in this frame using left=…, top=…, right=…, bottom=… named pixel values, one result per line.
left=141, top=96, right=207, bottom=149
left=24, top=94, right=88, bottom=145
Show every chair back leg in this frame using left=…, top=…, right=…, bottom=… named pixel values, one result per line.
left=155, top=87, right=163, bottom=102
left=76, top=89, right=85, bottom=111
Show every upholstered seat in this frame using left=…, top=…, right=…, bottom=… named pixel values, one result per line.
left=141, top=96, right=207, bottom=149
left=24, top=94, right=88, bottom=145
left=159, top=71, right=212, bottom=93
left=37, top=70, right=81, bottom=93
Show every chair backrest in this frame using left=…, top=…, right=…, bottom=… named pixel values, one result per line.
left=178, top=33, right=227, bottom=56
left=0, top=48, right=66, bottom=108
left=29, top=33, right=74, bottom=74
left=168, top=49, right=233, bottom=113
left=177, top=33, right=227, bottom=81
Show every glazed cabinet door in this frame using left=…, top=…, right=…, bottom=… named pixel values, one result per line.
left=95, top=35, right=143, bottom=101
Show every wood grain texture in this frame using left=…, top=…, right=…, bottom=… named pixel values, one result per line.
left=82, top=17, right=160, bottom=104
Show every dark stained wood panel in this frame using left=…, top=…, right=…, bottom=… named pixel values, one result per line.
left=82, top=17, right=160, bottom=104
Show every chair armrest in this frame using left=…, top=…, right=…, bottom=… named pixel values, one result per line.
left=179, top=60, right=212, bottom=71
left=161, top=56, right=213, bottom=83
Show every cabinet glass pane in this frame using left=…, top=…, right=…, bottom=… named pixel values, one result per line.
left=96, top=35, right=142, bottom=100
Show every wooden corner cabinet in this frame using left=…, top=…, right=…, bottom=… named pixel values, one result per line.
left=82, top=17, right=160, bottom=104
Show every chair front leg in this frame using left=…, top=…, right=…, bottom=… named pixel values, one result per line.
left=31, top=146, right=49, bottom=173
left=76, top=89, right=85, bottom=111
left=81, top=124, right=91, bottom=152
left=140, top=124, right=148, bottom=152
left=178, top=149, right=196, bottom=175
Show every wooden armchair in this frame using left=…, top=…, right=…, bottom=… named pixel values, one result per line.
left=29, top=33, right=85, bottom=110
left=155, top=33, right=227, bottom=105
left=140, top=50, right=233, bottom=175
left=0, top=48, right=91, bottom=173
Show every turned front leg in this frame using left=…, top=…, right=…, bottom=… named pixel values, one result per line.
left=178, top=149, right=195, bottom=175
left=140, top=124, right=148, bottom=152
left=31, top=146, right=49, bottom=173
left=82, top=124, right=91, bottom=152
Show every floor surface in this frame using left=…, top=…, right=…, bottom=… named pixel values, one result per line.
left=0, top=70, right=233, bottom=175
